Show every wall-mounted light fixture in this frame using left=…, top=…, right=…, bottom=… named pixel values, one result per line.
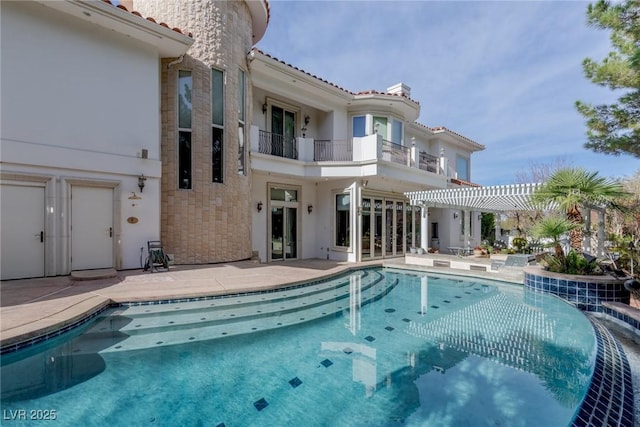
left=304, top=115, right=310, bottom=127
left=262, top=103, right=267, bottom=114
left=453, top=212, right=459, bottom=219
left=257, top=201, right=263, bottom=212
left=307, top=204, right=313, bottom=214
left=478, top=214, right=482, bottom=221
left=138, top=174, right=147, bottom=192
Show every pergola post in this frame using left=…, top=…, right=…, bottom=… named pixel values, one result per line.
left=495, top=214, right=502, bottom=242
left=420, top=206, right=429, bottom=252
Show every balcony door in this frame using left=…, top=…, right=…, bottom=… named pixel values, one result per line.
left=271, top=106, right=296, bottom=158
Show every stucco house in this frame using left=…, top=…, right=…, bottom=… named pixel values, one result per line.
left=1, top=0, right=483, bottom=280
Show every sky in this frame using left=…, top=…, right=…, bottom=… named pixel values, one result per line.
left=254, top=0, right=639, bottom=186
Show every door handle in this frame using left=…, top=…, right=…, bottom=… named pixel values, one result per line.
left=109, top=227, right=113, bottom=238
left=36, top=231, right=44, bottom=242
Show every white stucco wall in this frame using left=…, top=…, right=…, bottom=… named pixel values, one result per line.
left=1, top=2, right=164, bottom=273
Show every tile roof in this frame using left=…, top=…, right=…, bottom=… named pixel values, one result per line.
left=101, top=0, right=193, bottom=38
left=252, top=48, right=419, bottom=105
left=252, top=48, right=482, bottom=148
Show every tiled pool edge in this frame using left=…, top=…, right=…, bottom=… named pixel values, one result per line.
left=571, top=318, right=634, bottom=427
left=524, top=267, right=630, bottom=312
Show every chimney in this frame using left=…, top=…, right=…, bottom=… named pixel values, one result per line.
left=387, top=83, right=411, bottom=98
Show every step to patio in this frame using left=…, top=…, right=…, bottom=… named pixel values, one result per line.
left=68, top=269, right=397, bottom=353
left=70, top=268, right=118, bottom=281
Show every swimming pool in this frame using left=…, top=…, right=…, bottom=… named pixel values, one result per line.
left=1, top=268, right=598, bottom=426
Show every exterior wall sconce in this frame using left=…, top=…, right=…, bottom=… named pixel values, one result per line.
left=262, top=103, right=267, bottom=114
left=453, top=212, right=459, bottom=219
left=257, top=201, right=263, bottom=212
left=478, top=214, right=482, bottom=221
left=301, top=115, right=310, bottom=137
left=138, top=174, right=147, bottom=192
left=307, top=204, right=313, bottom=214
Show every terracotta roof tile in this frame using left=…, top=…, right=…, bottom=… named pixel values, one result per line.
left=252, top=48, right=419, bottom=105
left=101, top=0, right=193, bottom=38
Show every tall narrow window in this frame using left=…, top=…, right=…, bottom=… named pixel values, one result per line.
left=335, top=193, right=351, bottom=247
left=178, top=70, right=192, bottom=189
left=238, top=69, right=246, bottom=175
left=456, top=156, right=469, bottom=181
left=373, top=116, right=388, bottom=138
left=212, top=68, right=224, bottom=183
left=392, top=119, right=403, bottom=144
left=352, top=116, right=366, bottom=137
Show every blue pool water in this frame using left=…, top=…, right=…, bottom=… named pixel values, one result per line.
left=1, top=268, right=596, bottom=426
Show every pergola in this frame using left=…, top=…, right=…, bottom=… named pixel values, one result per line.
left=405, top=183, right=543, bottom=213
left=404, top=183, right=607, bottom=255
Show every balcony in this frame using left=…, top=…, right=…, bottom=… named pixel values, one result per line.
left=258, top=130, right=297, bottom=160
left=250, top=126, right=451, bottom=180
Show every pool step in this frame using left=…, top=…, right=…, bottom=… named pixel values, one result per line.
left=70, top=270, right=396, bottom=353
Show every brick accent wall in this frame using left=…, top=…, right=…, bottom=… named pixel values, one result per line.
left=135, top=0, right=253, bottom=264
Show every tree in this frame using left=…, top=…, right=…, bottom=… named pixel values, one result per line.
left=531, top=216, right=580, bottom=261
left=575, top=0, right=640, bottom=158
left=530, top=167, right=629, bottom=250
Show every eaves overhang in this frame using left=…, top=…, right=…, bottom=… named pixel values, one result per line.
left=36, top=0, right=194, bottom=57
left=405, top=183, right=545, bottom=213
left=349, top=93, right=420, bottom=123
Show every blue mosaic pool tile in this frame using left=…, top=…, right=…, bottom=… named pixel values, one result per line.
left=364, top=336, right=376, bottom=342
left=289, top=377, right=302, bottom=388
left=570, top=318, right=633, bottom=427
left=254, top=398, right=268, bottom=411
left=320, top=359, right=333, bottom=368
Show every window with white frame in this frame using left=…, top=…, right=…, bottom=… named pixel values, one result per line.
left=352, top=116, right=366, bottom=137
left=335, top=192, right=351, bottom=247
left=456, top=156, right=469, bottom=181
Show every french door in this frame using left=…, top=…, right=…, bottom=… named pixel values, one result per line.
left=271, top=106, right=296, bottom=158
left=360, top=196, right=405, bottom=261
left=271, top=206, right=297, bottom=261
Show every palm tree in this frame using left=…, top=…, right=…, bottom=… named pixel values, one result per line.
left=530, top=216, right=579, bottom=261
left=531, top=168, right=629, bottom=251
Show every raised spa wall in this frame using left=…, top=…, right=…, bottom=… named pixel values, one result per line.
left=523, top=266, right=630, bottom=313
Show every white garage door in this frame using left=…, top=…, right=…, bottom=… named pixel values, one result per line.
left=1, top=184, right=45, bottom=280
left=71, top=186, right=113, bottom=271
